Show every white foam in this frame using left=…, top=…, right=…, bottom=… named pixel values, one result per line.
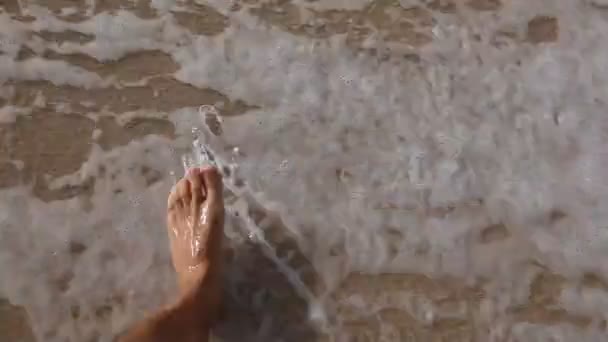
left=0, top=106, right=28, bottom=123
left=0, top=137, right=183, bottom=341
left=150, top=0, right=177, bottom=13
left=292, top=0, right=373, bottom=11
left=560, top=284, right=608, bottom=320
left=511, top=322, right=606, bottom=342
left=0, top=56, right=106, bottom=87
left=172, top=0, right=608, bottom=336
left=2, top=0, right=608, bottom=340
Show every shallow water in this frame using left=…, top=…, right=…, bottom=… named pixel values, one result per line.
left=1, top=0, right=608, bottom=341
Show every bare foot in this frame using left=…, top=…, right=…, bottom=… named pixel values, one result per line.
left=167, top=167, right=224, bottom=317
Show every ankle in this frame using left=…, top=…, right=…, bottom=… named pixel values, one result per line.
left=176, top=265, right=222, bottom=320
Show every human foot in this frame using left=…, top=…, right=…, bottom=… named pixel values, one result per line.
left=167, top=167, right=224, bottom=311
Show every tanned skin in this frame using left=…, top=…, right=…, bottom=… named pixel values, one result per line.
left=120, top=167, right=224, bottom=342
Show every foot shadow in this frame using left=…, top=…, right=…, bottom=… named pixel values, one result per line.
left=211, top=188, right=322, bottom=342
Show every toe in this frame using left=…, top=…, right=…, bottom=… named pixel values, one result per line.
left=186, top=168, right=205, bottom=209
left=201, top=167, right=223, bottom=203
left=187, top=168, right=205, bottom=197
left=167, top=182, right=181, bottom=210
left=176, top=178, right=191, bottom=205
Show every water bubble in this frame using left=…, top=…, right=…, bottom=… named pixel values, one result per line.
left=309, top=301, right=327, bottom=324
left=350, top=190, right=366, bottom=200
left=424, top=310, right=434, bottom=323
left=169, top=170, right=178, bottom=185
left=279, top=160, right=289, bottom=170
left=340, top=75, right=354, bottom=86
left=198, top=105, right=219, bottom=117
left=128, top=196, right=141, bottom=207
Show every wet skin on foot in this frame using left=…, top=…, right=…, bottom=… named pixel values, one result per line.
left=166, top=167, right=224, bottom=316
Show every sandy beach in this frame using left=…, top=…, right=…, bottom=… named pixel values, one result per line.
left=2, top=0, right=608, bottom=341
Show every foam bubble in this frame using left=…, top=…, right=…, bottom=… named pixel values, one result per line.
left=2, top=0, right=608, bottom=340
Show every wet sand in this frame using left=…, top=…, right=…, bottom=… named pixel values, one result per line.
left=2, top=0, right=606, bottom=341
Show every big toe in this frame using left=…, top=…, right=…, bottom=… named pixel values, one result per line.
left=200, top=167, right=223, bottom=203
left=186, top=168, right=205, bottom=207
